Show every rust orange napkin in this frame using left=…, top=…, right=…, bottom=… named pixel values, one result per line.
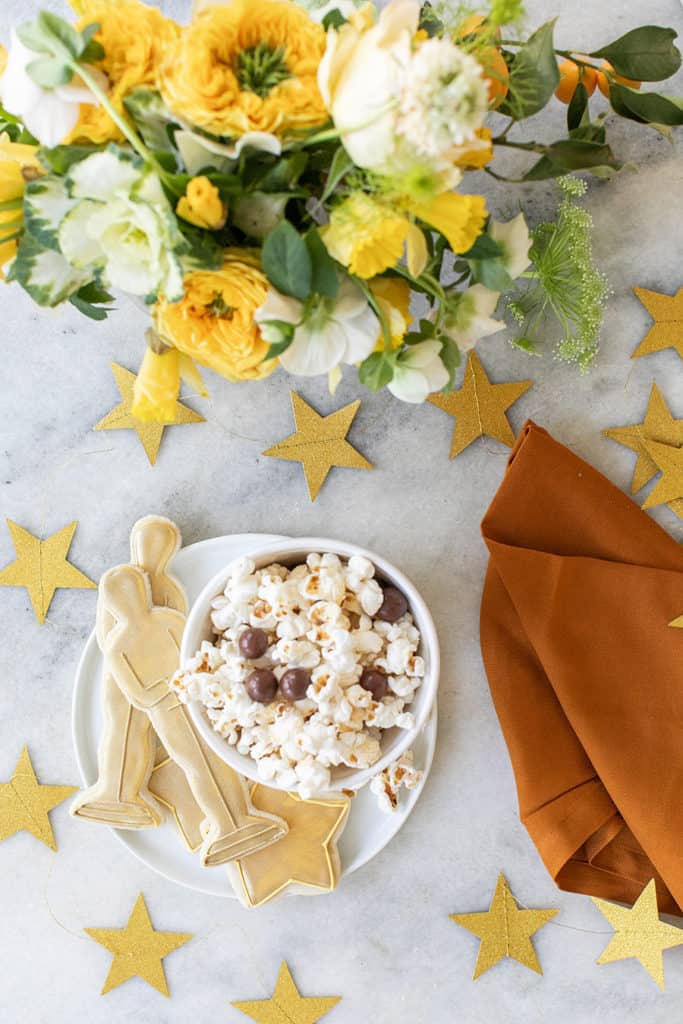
left=481, top=421, right=683, bottom=914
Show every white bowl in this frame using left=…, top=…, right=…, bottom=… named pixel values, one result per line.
left=181, top=537, right=440, bottom=793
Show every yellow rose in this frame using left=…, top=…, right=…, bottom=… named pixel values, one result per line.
left=176, top=176, right=227, bottom=230
left=158, top=0, right=328, bottom=139
left=155, top=252, right=276, bottom=382
left=0, top=132, right=42, bottom=278
left=65, top=0, right=179, bottom=145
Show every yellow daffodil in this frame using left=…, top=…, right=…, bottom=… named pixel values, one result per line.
left=65, top=0, right=179, bottom=145
left=176, top=176, right=227, bottom=230
left=453, top=128, right=494, bottom=170
left=159, top=0, right=327, bottom=139
left=154, top=252, right=276, bottom=382
left=321, top=194, right=410, bottom=279
left=0, top=132, right=42, bottom=278
left=370, top=277, right=412, bottom=351
left=408, top=192, right=487, bottom=254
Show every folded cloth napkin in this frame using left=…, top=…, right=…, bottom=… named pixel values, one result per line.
left=480, top=421, right=683, bottom=914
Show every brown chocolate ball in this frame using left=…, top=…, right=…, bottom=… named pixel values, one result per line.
left=280, top=668, right=311, bottom=702
left=359, top=668, right=388, bottom=700
left=239, top=627, right=268, bottom=659
left=245, top=668, right=278, bottom=703
left=376, top=586, right=408, bottom=623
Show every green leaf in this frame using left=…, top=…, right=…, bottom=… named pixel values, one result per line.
left=358, top=352, right=394, bottom=391
left=26, top=57, right=72, bottom=88
left=123, top=88, right=178, bottom=153
left=321, top=146, right=354, bottom=202
left=469, top=259, right=514, bottom=289
left=498, top=20, right=560, bottom=120
left=305, top=229, right=339, bottom=299
left=80, top=38, right=105, bottom=64
left=17, top=22, right=52, bottom=55
left=75, top=281, right=114, bottom=304
left=177, top=223, right=224, bottom=270
left=590, top=26, right=681, bottom=82
left=24, top=176, right=75, bottom=251
left=522, top=139, right=619, bottom=180
left=567, top=80, right=589, bottom=131
left=38, top=11, right=82, bottom=59
left=7, top=231, right=91, bottom=306
left=69, top=293, right=111, bottom=319
left=322, top=8, right=347, bottom=30
left=39, top=144, right=105, bottom=175
left=607, top=84, right=683, bottom=126
left=262, top=220, right=312, bottom=301
left=264, top=322, right=296, bottom=359
left=439, top=337, right=461, bottom=390
left=462, top=233, right=503, bottom=261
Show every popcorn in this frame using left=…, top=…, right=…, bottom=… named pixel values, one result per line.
left=172, top=553, right=425, bottom=797
left=370, top=751, right=423, bottom=813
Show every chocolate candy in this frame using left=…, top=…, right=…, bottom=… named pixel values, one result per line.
left=239, top=627, right=268, bottom=659
left=280, top=668, right=311, bottom=702
left=376, top=586, right=408, bottom=623
left=246, top=668, right=278, bottom=703
left=359, top=668, right=388, bottom=700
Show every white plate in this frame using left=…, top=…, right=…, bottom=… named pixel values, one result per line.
left=72, top=533, right=437, bottom=898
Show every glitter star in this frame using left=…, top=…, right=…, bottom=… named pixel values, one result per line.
left=232, top=962, right=341, bottom=1023
left=632, top=286, right=683, bottom=360
left=0, top=746, right=76, bottom=850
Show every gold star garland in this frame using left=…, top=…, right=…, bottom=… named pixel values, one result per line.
left=0, top=747, right=77, bottom=850
left=632, top=286, right=683, bottom=361
left=232, top=962, right=341, bottom=1024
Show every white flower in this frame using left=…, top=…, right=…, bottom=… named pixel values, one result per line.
left=254, top=276, right=378, bottom=377
left=488, top=213, right=533, bottom=280
left=387, top=340, right=449, bottom=403
left=174, top=129, right=281, bottom=176
left=57, top=148, right=185, bottom=300
left=396, top=38, right=489, bottom=157
left=0, top=29, right=105, bottom=148
left=442, top=285, right=504, bottom=352
left=317, top=0, right=418, bottom=171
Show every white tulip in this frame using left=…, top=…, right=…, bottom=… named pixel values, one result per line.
left=0, top=29, right=105, bottom=148
left=387, top=340, right=449, bottom=403
left=489, top=213, right=533, bottom=280
left=255, top=276, right=378, bottom=377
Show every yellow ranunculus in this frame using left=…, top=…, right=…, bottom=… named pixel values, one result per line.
left=409, top=193, right=487, bottom=254
left=154, top=252, right=276, bottom=382
left=321, top=193, right=410, bottom=279
left=370, top=277, right=412, bottom=351
left=64, top=0, right=179, bottom=145
left=0, top=133, right=42, bottom=278
left=176, top=176, right=227, bottom=230
left=159, top=0, right=328, bottom=140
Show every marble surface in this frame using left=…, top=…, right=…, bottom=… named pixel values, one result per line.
left=2, top=0, right=683, bottom=1021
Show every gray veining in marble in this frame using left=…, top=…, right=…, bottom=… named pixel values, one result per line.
left=2, top=0, right=683, bottom=1021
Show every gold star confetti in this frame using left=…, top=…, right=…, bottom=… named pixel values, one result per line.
left=233, top=786, right=350, bottom=907
left=592, top=879, right=683, bottom=988
left=670, top=614, right=683, bottom=628
left=0, top=519, right=95, bottom=624
left=0, top=746, right=76, bottom=851
left=603, top=383, right=683, bottom=494
left=632, top=286, right=683, bottom=360
left=232, top=961, right=341, bottom=1024
left=86, top=892, right=192, bottom=997
left=95, top=362, right=204, bottom=466
left=641, top=440, right=683, bottom=519
left=263, top=392, right=372, bottom=501
left=450, top=873, right=558, bottom=979
left=429, top=352, right=533, bottom=458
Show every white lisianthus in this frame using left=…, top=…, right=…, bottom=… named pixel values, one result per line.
left=58, top=149, right=185, bottom=300
left=255, top=276, right=378, bottom=377
left=488, top=213, right=533, bottom=280
left=317, top=0, right=418, bottom=171
left=442, top=284, right=505, bottom=352
left=387, top=340, right=449, bottom=403
left=396, top=38, right=489, bottom=157
left=0, top=29, right=105, bottom=148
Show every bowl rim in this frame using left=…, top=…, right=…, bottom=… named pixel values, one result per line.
left=181, top=536, right=440, bottom=793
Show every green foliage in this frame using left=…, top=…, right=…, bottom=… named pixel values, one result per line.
left=123, top=88, right=179, bottom=153
left=68, top=281, right=115, bottom=320
left=589, top=26, right=681, bottom=82
left=18, top=12, right=104, bottom=89
left=262, top=220, right=312, bottom=301
left=264, top=322, right=296, bottom=360
left=305, top=229, right=339, bottom=299
left=499, top=21, right=560, bottom=120
left=359, top=352, right=395, bottom=391
left=7, top=230, right=91, bottom=306
left=607, top=84, right=683, bottom=126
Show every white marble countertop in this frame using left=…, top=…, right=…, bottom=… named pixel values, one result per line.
left=2, top=0, right=683, bottom=1021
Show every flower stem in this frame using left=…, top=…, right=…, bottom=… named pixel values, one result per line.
left=69, top=59, right=156, bottom=167
left=356, top=277, right=392, bottom=352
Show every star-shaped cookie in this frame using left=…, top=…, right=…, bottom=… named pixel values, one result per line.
left=232, top=961, right=341, bottom=1023
left=95, top=362, right=204, bottom=466
left=86, top=892, right=192, bottom=997
left=263, top=392, right=372, bottom=500
left=0, top=519, right=95, bottom=624
left=0, top=746, right=76, bottom=850
left=632, top=286, right=683, bottom=360
left=592, top=879, right=683, bottom=988
left=450, top=873, right=558, bottom=979
left=429, top=352, right=533, bottom=458
left=603, top=383, right=683, bottom=494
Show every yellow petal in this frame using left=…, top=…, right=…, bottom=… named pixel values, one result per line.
left=132, top=346, right=181, bottom=424
left=409, top=193, right=487, bottom=255
left=179, top=353, right=208, bottom=397
left=406, top=222, right=428, bottom=277
left=328, top=364, right=343, bottom=395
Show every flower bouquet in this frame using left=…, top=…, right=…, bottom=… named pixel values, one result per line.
left=0, top=0, right=681, bottom=418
